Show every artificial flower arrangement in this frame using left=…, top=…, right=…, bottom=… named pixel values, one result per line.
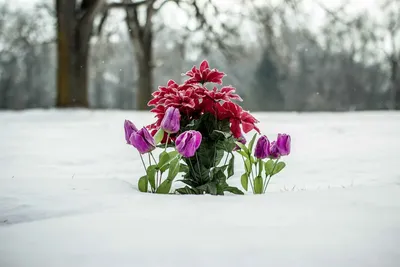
left=124, top=60, right=291, bottom=195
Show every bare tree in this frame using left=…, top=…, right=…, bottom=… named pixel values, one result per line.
left=97, top=0, right=245, bottom=109
left=0, top=3, right=54, bottom=109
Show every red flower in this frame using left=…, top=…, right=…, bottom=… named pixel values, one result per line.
left=205, top=86, right=243, bottom=102
left=148, top=81, right=197, bottom=118
left=149, top=105, right=166, bottom=124
left=185, top=60, right=226, bottom=85
left=217, top=102, right=260, bottom=138
left=146, top=60, right=259, bottom=139
left=241, top=110, right=260, bottom=134
left=147, top=80, right=179, bottom=107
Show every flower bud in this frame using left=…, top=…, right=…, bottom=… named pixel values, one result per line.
left=175, top=130, right=202, bottom=158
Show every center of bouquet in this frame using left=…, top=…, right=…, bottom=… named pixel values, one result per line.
left=124, top=60, right=291, bottom=195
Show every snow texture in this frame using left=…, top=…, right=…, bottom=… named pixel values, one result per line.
left=0, top=110, right=399, bottom=267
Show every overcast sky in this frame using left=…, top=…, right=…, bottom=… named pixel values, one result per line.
left=4, top=0, right=387, bottom=46
left=7, top=0, right=382, bottom=21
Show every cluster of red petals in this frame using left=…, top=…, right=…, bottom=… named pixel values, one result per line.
left=185, top=60, right=226, bottom=85
left=147, top=60, right=260, bottom=140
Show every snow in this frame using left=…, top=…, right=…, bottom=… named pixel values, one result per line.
left=0, top=110, right=400, bottom=267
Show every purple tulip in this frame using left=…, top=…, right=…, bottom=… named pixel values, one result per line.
left=254, top=135, right=270, bottom=159
left=175, top=130, right=202, bottom=158
left=269, top=141, right=280, bottom=159
left=129, top=127, right=156, bottom=154
left=160, top=107, right=181, bottom=134
left=124, top=120, right=138, bottom=144
left=276, top=133, right=291, bottom=156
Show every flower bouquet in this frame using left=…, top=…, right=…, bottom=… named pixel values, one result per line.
left=124, top=60, right=291, bottom=195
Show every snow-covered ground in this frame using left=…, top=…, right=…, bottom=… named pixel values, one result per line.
left=0, top=110, right=399, bottom=267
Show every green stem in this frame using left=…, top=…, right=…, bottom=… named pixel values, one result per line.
left=188, top=159, right=197, bottom=180
left=263, top=158, right=280, bottom=193
left=211, top=145, right=217, bottom=177
left=139, top=154, right=147, bottom=173
left=164, top=133, right=170, bottom=150
left=251, top=161, right=257, bottom=193
left=195, top=152, right=202, bottom=177
left=223, top=152, right=229, bottom=166
left=150, top=152, right=157, bottom=165
left=241, top=155, right=254, bottom=193
left=149, top=152, right=159, bottom=188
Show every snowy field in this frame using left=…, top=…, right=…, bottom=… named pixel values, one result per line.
left=0, top=110, right=399, bottom=267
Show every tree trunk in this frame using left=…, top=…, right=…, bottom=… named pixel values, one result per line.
left=56, top=0, right=101, bottom=108
left=136, top=50, right=153, bottom=110
left=56, top=23, right=90, bottom=107
left=393, top=59, right=400, bottom=110
left=124, top=0, right=155, bottom=110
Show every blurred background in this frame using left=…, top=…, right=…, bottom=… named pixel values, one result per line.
left=0, top=0, right=399, bottom=111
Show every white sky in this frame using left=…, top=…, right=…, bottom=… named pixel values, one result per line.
left=4, top=0, right=391, bottom=53
left=7, top=0, right=382, bottom=21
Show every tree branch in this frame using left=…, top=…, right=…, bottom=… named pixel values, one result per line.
left=143, top=0, right=156, bottom=43
left=108, top=0, right=147, bottom=9
left=154, top=0, right=178, bottom=12
left=97, top=7, right=109, bottom=35
left=78, top=0, right=105, bottom=28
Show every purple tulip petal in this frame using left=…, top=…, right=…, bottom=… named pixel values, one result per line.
left=276, top=133, right=291, bottom=156
left=269, top=141, right=280, bottom=159
left=175, top=130, right=202, bottom=158
left=176, top=131, right=189, bottom=152
left=161, top=107, right=181, bottom=134
left=124, top=120, right=138, bottom=144
left=129, top=127, right=156, bottom=154
left=141, top=127, right=155, bottom=147
left=254, top=135, right=270, bottom=159
left=192, top=131, right=202, bottom=150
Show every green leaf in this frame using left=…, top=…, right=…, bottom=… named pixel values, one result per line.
left=156, top=179, right=172, bottom=194
left=224, top=138, right=237, bottom=153
left=211, top=130, right=232, bottom=140
left=179, top=163, right=189, bottom=173
left=250, top=155, right=257, bottom=164
left=213, top=170, right=227, bottom=184
left=235, top=141, right=249, bottom=154
left=158, top=151, right=179, bottom=171
left=168, top=150, right=179, bottom=159
left=158, top=151, right=169, bottom=169
left=160, top=163, right=169, bottom=173
left=225, top=186, right=244, bottom=195
left=227, top=154, right=234, bottom=178
left=236, top=150, right=248, bottom=159
left=167, top=156, right=180, bottom=181
left=178, top=179, right=198, bottom=188
left=138, top=176, right=148, bottom=192
left=154, top=128, right=165, bottom=145
left=244, top=159, right=251, bottom=174
left=248, top=133, right=258, bottom=154
left=264, top=159, right=274, bottom=176
left=197, top=142, right=223, bottom=169
left=258, top=159, right=263, bottom=174
left=254, top=176, right=263, bottom=194
left=212, top=165, right=228, bottom=175
left=146, top=165, right=157, bottom=191
left=241, top=173, right=248, bottom=191
left=197, top=182, right=217, bottom=195
left=272, top=162, right=286, bottom=175
left=176, top=186, right=201, bottom=195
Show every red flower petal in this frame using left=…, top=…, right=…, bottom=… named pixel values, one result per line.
left=230, top=119, right=242, bottom=138
left=200, top=60, right=209, bottom=72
